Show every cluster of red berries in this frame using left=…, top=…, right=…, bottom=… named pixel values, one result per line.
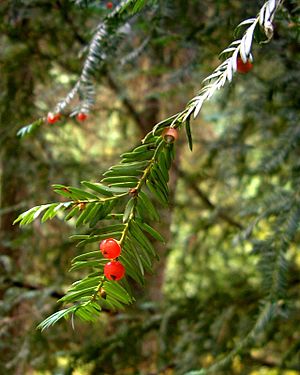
left=106, top=2, right=113, bottom=9
left=100, top=238, right=125, bottom=281
left=46, top=112, right=88, bottom=124
left=236, top=57, right=253, bottom=74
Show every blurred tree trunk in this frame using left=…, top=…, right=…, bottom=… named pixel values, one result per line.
left=141, top=83, right=172, bottom=302
left=0, top=21, right=34, bottom=256
left=111, top=65, right=180, bottom=302
left=0, top=19, right=35, bottom=375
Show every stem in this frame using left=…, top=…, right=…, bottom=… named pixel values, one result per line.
left=119, top=139, right=165, bottom=245
left=90, top=277, right=105, bottom=302
left=77, top=192, right=128, bottom=204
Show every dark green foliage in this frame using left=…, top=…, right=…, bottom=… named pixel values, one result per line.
left=15, top=125, right=177, bottom=327
left=2, top=0, right=300, bottom=374
left=15, top=0, right=287, bottom=333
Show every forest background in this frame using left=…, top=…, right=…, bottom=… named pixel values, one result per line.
left=0, top=1, right=299, bottom=374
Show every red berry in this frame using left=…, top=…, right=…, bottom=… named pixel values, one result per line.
left=47, top=112, right=61, bottom=124
left=106, top=2, right=113, bottom=9
left=237, top=57, right=253, bottom=74
left=162, top=127, right=179, bottom=143
left=76, top=112, right=88, bottom=122
left=104, top=261, right=125, bottom=281
left=100, top=238, right=121, bottom=259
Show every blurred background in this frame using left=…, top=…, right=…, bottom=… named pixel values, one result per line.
left=0, top=1, right=299, bottom=374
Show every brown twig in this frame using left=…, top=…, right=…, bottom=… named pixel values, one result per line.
left=175, top=166, right=243, bottom=230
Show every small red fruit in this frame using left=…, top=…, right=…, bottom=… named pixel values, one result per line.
left=76, top=112, right=88, bottom=122
left=162, top=127, right=179, bottom=143
left=47, top=112, right=61, bottom=124
left=100, top=238, right=121, bottom=259
left=104, top=261, right=125, bottom=281
left=236, top=57, right=253, bottom=74
left=106, top=2, right=113, bottom=9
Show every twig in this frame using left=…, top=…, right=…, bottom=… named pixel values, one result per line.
left=175, top=166, right=243, bottom=229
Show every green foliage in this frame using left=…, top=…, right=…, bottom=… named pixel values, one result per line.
left=2, top=0, right=300, bottom=374
left=15, top=125, right=176, bottom=326
left=120, top=0, right=153, bottom=14
left=17, top=118, right=44, bottom=138
left=15, top=0, right=285, bottom=332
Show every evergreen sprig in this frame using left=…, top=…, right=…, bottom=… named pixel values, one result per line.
left=16, top=0, right=154, bottom=138
left=55, top=0, right=135, bottom=116
left=186, top=301, right=278, bottom=375
left=15, top=128, right=171, bottom=329
left=15, top=0, right=284, bottom=340
left=164, top=0, right=282, bottom=125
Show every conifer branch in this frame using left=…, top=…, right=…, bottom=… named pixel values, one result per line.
left=187, top=302, right=278, bottom=375
left=155, top=0, right=283, bottom=130
left=15, top=0, right=285, bottom=330
left=16, top=128, right=172, bottom=328
left=55, top=0, right=134, bottom=116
